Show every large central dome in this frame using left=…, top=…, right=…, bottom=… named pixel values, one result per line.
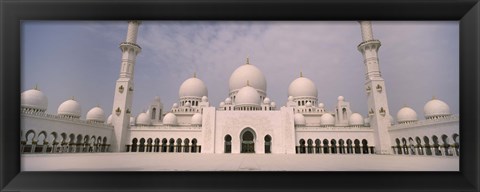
left=229, top=61, right=267, bottom=93
left=178, top=76, right=208, bottom=98
left=288, top=76, right=318, bottom=98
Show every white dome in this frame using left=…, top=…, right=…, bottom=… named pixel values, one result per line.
left=172, top=103, right=178, bottom=108
left=191, top=113, right=202, bottom=125
left=318, top=103, right=325, bottom=108
left=270, top=102, right=276, bottom=108
left=288, top=96, right=294, bottom=101
left=130, top=116, right=136, bottom=126
left=320, top=113, right=335, bottom=126
left=106, top=114, right=113, bottom=125
left=229, top=64, right=267, bottom=92
left=396, top=106, right=418, bottom=123
left=202, top=96, right=208, bottom=102
left=219, top=102, right=225, bottom=107
left=154, top=96, right=161, bottom=102
left=86, top=107, right=105, bottom=122
left=235, top=85, right=261, bottom=106
left=163, top=113, right=178, bottom=125
left=178, top=77, right=208, bottom=98
left=294, top=113, right=306, bottom=125
left=184, top=101, right=191, bottom=107
left=306, top=101, right=312, bottom=107
left=136, top=112, right=151, bottom=126
left=364, top=117, right=370, bottom=125
left=349, top=113, right=364, bottom=126
left=21, top=88, right=48, bottom=111
left=424, top=98, right=451, bottom=118
left=57, top=99, right=81, bottom=118
left=288, top=77, right=318, bottom=98
left=263, top=97, right=271, bottom=104
left=338, top=96, right=345, bottom=101
left=225, top=97, right=232, bottom=104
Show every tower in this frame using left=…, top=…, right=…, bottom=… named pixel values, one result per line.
left=357, top=21, right=392, bottom=154
left=111, top=21, right=142, bottom=152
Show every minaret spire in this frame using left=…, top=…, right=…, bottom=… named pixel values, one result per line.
left=111, top=20, right=142, bottom=152
left=357, top=21, right=391, bottom=155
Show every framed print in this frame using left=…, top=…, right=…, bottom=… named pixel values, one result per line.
left=1, top=0, right=479, bottom=191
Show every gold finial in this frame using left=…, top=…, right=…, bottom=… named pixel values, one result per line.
left=300, top=72, right=303, bottom=77
left=193, top=72, right=196, bottom=78
left=432, top=96, right=436, bottom=100
left=247, top=80, right=250, bottom=86
left=96, top=104, right=100, bottom=107
left=34, top=84, right=38, bottom=90
left=403, top=104, right=408, bottom=107
left=246, top=57, right=250, bottom=65
left=71, top=96, right=75, bottom=101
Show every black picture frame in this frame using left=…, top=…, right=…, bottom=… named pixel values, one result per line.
left=1, top=0, right=479, bottom=191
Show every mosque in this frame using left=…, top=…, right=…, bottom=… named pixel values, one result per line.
left=20, top=21, right=460, bottom=158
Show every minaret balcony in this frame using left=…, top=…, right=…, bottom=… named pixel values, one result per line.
left=119, top=42, right=142, bottom=52
left=357, top=39, right=381, bottom=52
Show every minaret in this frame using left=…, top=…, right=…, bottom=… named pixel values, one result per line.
left=111, top=21, right=142, bottom=152
left=357, top=21, right=392, bottom=154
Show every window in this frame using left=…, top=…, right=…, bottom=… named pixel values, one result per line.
left=225, top=135, right=232, bottom=153
left=264, top=135, right=271, bottom=154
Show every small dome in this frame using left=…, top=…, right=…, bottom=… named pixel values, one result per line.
left=57, top=99, right=81, bottom=118
left=288, top=76, right=318, bottom=98
left=288, top=96, right=293, bottom=101
left=21, top=88, right=48, bottom=111
left=318, top=103, right=325, bottom=108
left=424, top=98, right=451, bottom=118
left=294, top=113, right=306, bottom=125
left=136, top=112, right=151, bottom=126
left=191, top=113, right=202, bottom=125
left=172, top=103, right=178, bottom=108
left=106, top=114, right=113, bottom=125
left=364, top=117, right=370, bottom=126
left=219, top=102, right=225, bottom=107
left=179, top=76, right=208, bottom=98
left=130, top=116, right=136, bottom=126
left=225, top=97, right=232, bottom=104
left=184, top=101, right=191, bottom=107
left=229, top=62, right=267, bottom=93
left=86, top=106, right=105, bottom=122
left=202, top=96, right=208, bottom=102
left=163, top=113, right=178, bottom=125
left=235, top=85, right=261, bottom=106
left=263, top=97, right=271, bottom=104
left=338, top=96, right=345, bottom=101
left=320, top=113, right=335, bottom=126
left=349, top=113, right=364, bottom=126
left=270, top=102, right=276, bottom=108
left=397, top=106, right=418, bottom=123
left=154, top=96, right=161, bottom=102
left=306, top=101, right=312, bottom=107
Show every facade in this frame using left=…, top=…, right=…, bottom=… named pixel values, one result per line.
left=20, top=21, right=460, bottom=157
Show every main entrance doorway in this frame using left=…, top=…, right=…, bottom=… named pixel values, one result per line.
left=241, top=129, right=255, bottom=153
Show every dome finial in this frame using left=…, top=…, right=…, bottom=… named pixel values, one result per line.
left=247, top=80, right=250, bottom=86
left=246, top=57, right=250, bottom=65
left=34, top=84, right=39, bottom=90
left=300, top=71, right=303, bottom=77
left=432, top=96, right=436, bottom=100
left=193, top=72, right=196, bottom=78
left=71, top=96, right=75, bottom=101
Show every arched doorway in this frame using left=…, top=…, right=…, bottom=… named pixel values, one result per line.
left=240, top=129, right=255, bottom=153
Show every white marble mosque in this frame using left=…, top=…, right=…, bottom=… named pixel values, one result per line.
left=20, top=21, right=459, bottom=158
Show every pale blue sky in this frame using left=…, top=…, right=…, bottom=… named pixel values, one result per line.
left=21, top=21, right=459, bottom=121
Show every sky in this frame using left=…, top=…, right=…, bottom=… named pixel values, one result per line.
left=21, top=21, right=459, bottom=121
